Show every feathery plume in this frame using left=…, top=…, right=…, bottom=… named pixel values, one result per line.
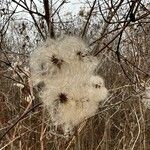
left=30, top=36, right=108, bottom=134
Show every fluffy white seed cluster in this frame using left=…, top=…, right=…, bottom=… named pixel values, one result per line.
left=30, top=36, right=108, bottom=134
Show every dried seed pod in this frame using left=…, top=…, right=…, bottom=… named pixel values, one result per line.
left=76, top=51, right=84, bottom=60
left=51, top=55, right=63, bottom=69
left=58, top=93, right=68, bottom=103
left=94, top=84, right=101, bottom=88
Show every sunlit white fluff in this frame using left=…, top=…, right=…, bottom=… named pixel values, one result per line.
left=30, top=36, right=108, bottom=134
left=88, top=75, right=108, bottom=103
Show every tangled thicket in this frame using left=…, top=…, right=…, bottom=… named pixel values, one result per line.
left=143, top=86, right=150, bottom=108
left=30, top=36, right=108, bottom=134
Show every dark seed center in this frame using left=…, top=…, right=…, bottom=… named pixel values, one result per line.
left=94, top=84, right=101, bottom=88
left=58, top=93, right=68, bottom=103
left=51, top=55, right=63, bottom=69
left=76, top=51, right=84, bottom=60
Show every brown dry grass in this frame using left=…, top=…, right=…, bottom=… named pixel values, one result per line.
left=0, top=2, right=150, bottom=149
left=1, top=33, right=150, bottom=150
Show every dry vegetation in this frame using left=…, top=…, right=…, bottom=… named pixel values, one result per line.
left=0, top=0, right=150, bottom=149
